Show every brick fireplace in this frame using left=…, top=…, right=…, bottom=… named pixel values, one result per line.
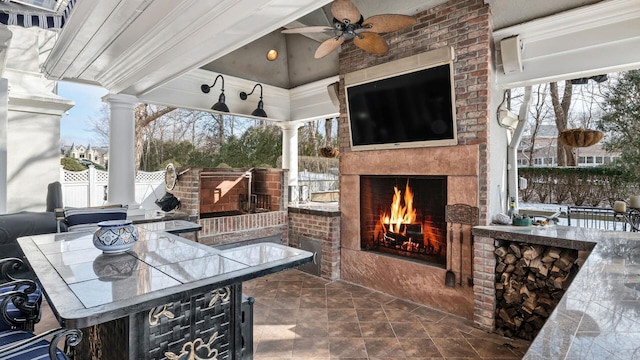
left=338, top=0, right=491, bottom=320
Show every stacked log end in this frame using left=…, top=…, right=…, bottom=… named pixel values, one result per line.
left=494, top=243, right=581, bottom=340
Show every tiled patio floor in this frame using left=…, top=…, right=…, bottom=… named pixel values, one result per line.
left=36, top=268, right=531, bottom=359
left=243, top=269, right=531, bottom=359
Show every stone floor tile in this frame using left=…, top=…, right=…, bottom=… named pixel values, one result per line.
left=256, top=324, right=297, bottom=341
left=254, top=338, right=294, bottom=358
left=410, top=305, right=448, bottom=323
left=292, top=337, right=330, bottom=358
left=297, top=308, right=329, bottom=322
left=359, top=321, right=395, bottom=338
left=366, top=291, right=397, bottom=304
left=300, top=295, right=328, bottom=309
left=465, top=337, right=521, bottom=359
left=398, top=337, right=442, bottom=357
left=431, top=338, right=479, bottom=358
left=328, top=337, right=368, bottom=358
left=328, top=321, right=362, bottom=337
left=383, top=298, right=421, bottom=312
left=356, top=308, right=388, bottom=322
left=385, top=308, right=421, bottom=322
left=293, top=321, right=329, bottom=338
left=271, top=295, right=300, bottom=309
left=301, top=277, right=330, bottom=288
left=266, top=307, right=299, bottom=325
left=328, top=308, right=358, bottom=322
left=326, top=295, right=355, bottom=309
left=363, top=337, right=405, bottom=358
left=391, top=321, right=429, bottom=338
left=301, top=287, right=327, bottom=297
left=423, top=322, right=466, bottom=339
left=353, top=297, right=384, bottom=309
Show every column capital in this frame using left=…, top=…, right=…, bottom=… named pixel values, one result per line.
left=278, top=121, right=304, bottom=131
left=102, top=93, right=139, bottom=106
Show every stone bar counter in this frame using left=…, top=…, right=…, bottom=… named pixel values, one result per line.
left=472, top=225, right=640, bottom=359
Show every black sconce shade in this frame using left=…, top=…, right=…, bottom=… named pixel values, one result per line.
left=240, top=83, right=267, bottom=118
left=201, top=75, right=229, bottom=112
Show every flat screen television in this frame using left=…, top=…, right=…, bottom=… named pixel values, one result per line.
left=346, top=62, right=457, bottom=151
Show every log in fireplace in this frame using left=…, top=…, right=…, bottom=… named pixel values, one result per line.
left=360, top=176, right=447, bottom=267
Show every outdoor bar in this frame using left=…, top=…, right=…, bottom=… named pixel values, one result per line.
left=17, top=227, right=312, bottom=359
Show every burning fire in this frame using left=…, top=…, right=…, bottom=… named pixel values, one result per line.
left=380, top=181, right=417, bottom=234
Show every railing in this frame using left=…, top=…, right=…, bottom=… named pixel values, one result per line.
left=567, top=205, right=631, bottom=231
left=60, top=166, right=165, bottom=208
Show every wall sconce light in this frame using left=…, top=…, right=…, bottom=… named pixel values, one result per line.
left=200, top=74, right=229, bottom=112
left=266, top=49, right=278, bottom=61
left=240, top=83, right=267, bottom=118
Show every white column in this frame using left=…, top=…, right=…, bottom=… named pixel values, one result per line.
left=104, top=94, right=139, bottom=210
left=0, top=78, right=7, bottom=214
left=281, top=123, right=302, bottom=187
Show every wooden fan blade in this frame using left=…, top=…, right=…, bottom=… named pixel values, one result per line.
left=353, top=32, right=388, bottom=55
left=331, top=0, right=361, bottom=24
left=315, top=36, right=345, bottom=58
left=282, top=26, right=335, bottom=34
left=363, top=14, right=417, bottom=33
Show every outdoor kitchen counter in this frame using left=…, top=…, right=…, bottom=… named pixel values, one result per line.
left=473, top=225, right=640, bottom=359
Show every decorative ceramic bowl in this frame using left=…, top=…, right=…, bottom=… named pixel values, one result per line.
left=93, top=220, right=139, bottom=254
left=93, top=253, right=137, bottom=281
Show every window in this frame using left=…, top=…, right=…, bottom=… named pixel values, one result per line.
left=534, top=158, right=543, bottom=165
left=596, top=156, right=603, bottom=164
left=586, top=157, right=594, bottom=164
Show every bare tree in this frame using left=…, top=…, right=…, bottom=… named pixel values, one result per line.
left=134, top=104, right=176, bottom=170
left=526, top=84, right=551, bottom=165
left=550, top=81, right=576, bottom=166
left=324, top=118, right=333, bottom=146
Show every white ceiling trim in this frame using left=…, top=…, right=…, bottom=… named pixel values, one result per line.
left=42, top=0, right=332, bottom=97
left=495, top=0, right=640, bottom=88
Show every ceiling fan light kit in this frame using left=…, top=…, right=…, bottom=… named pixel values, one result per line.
left=283, top=0, right=416, bottom=59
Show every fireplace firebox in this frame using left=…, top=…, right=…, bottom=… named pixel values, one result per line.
left=360, top=176, right=447, bottom=267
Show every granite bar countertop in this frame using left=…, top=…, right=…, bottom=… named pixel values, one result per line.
left=473, top=225, right=640, bottom=359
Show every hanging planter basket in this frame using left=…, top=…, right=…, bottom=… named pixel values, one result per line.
left=319, top=146, right=340, bottom=158
left=559, top=128, right=603, bottom=148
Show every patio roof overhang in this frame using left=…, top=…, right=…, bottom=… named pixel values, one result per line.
left=36, top=0, right=640, bottom=122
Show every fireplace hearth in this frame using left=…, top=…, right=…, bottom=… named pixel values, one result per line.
left=361, top=176, right=447, bottom=267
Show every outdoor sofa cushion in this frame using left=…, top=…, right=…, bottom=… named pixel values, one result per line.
left=63, top=205, right=128, bottom=232
left=0, top=329, right=69, bottom=360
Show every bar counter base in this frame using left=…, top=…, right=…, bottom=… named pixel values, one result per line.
left=74, top=284, right=243, bottom=360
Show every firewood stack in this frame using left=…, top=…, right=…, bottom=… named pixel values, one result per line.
left=494, top=243, right=583, bottom=340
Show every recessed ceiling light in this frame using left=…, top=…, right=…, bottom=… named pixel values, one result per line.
left=266, top=49, right=278, bottom=61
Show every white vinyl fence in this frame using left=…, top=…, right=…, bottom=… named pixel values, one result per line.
left=60, top=166, right=165, bottom=208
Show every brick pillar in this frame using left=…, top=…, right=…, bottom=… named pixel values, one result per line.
left=171, top=168, right=201, bottom=217
left=473, top=235, right=496, bottom=331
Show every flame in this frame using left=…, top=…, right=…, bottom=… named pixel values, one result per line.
left=380, top=181, right=417, bottom=234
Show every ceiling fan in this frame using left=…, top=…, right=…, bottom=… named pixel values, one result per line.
left=282, top=0, right=416, bottom=59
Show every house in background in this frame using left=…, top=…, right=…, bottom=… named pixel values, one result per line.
left=517, top=124, right=621, bottom=167
left=61, top=144, right=109, bottom=167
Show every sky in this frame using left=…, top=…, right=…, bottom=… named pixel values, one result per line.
left=57, top=81, right=108, bottom=147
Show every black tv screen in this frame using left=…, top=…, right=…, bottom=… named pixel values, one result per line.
left=346, top=63, right=457, bottom=150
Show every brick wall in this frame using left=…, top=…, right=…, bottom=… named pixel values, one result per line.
left=252, top=168, right=287, bottom=211
left=473, top=235, right=497, bottom=331
left=288, top=208, right=341, bottom=280
left=198, top=211, right=288, bottom=247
